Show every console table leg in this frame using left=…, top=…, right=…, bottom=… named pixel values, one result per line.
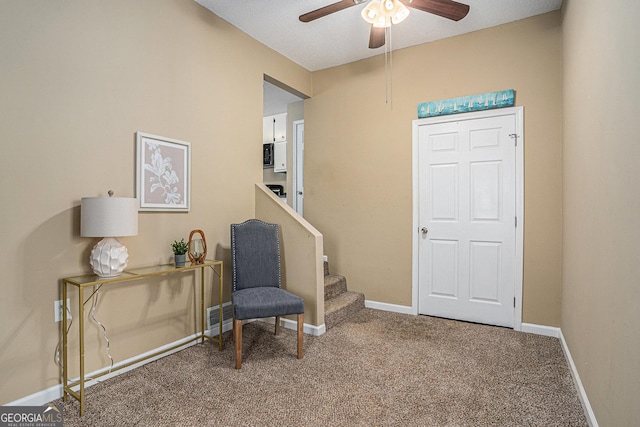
left=78, top=286, right=85, bottom=416
left=62, top=281, right=68, bottom=402
left=200, top=267, right=205, bottom=344
left=218, top=264, right=224, bottom=351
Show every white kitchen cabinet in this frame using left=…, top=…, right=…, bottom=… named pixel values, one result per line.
left=273, top=113, right=286, bottom=142
left=263, top=113, right=287, bottom=143
left=263, top=116, right=273, bottom=144
left=273, top=141, right=287, bottom=173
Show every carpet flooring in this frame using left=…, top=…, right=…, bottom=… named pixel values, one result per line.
left=53, top=309, right=588, bottom=426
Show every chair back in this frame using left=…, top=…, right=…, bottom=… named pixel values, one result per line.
left=231, top=219, right=281, bottom=292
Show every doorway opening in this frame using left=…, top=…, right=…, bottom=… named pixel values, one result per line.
left=263, top=76, right=307, bottom=216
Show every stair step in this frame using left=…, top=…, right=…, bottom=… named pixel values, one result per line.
left=324, top=274, right=347, bottom=300
left=324, top=291, right=365, bottom=329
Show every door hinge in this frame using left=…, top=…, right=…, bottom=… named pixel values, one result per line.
left=514, top=297, right=516, bottom=308
left=509, top=133, right=518, bottom=146
left=515, top=216, right=517, bottom=228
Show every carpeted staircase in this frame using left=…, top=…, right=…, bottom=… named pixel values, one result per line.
left=324, top=260, right=364, bottom=329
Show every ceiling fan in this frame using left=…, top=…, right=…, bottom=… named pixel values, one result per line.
left=299, top=0, right=470, bottom=49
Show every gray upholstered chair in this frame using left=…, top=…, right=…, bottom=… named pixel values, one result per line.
left=231, top=219, right=304, bottom=369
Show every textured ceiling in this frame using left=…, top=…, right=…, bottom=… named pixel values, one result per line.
left=195, top=0, right=562, bottom=72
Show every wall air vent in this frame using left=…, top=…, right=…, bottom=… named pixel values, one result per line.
left=206, top=303, right=234, bottom=331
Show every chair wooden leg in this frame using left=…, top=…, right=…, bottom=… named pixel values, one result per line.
left=234, top=318, right=242, bottom=369
left=297, top=313, right=304, bottom=359
left=275, top=316, right=280, bottom=335
left=231, top=314, right=235, bottom=343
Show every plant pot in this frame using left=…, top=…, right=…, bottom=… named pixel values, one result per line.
left=174, top=253, right=186, bottom=267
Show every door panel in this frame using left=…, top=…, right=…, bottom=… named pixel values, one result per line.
left=430, top=131, right=458, bottom=152
left=469, top=241, right=501, bottom=302
left=430, top=239, right=459, bottom=298
left=470, top=161, right=502, bottom=221
left=470, top=127, right=501, bottom=150
left=418, top=113, right=516, bottom=327
left=430, top=164, right=458, bottom=221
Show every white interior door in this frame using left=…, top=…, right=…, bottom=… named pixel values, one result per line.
left=415, top=109, right=521, bottom=328
left=292, top=120, right=304, bottom=216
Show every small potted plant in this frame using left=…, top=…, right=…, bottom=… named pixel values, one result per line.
left=171, top=238, right=189, bottom=267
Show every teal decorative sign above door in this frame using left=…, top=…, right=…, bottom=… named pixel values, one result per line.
left=418, top=89, right=515, bottom=118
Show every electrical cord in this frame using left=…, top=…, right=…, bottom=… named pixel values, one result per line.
left=53, top=305, right=73, bottom=368
left=89, top=285, right=114, bottom=377
left=54, top=284, right=114, bottom=383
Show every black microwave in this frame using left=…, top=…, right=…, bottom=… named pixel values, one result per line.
left=263, top=143, right=274, bottom=168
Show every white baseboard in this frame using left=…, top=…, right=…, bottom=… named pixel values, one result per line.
left=6, top=384, right=64, bottom=408
left=210, top=317, right=325, bottom=336
left=558, top=329, right=599, bottom=427
left=7, top=326, right=233, bottom=408
left=261, top=316, right=326, bottom=336
left=521, top=322, right=561, bottom=338
left=365, top=300, right=414, bottom=315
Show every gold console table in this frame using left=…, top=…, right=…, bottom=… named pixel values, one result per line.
left=62, top=260, right=223, bottom=416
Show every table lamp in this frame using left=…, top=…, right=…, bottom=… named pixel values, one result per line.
left=81, top=191, right=138, bottom=277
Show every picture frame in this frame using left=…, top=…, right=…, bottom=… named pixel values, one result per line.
left=418, top=89, right=515, bottom=119
left=136, top=132, right=191, bottom=212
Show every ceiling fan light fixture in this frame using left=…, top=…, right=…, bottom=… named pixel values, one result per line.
left=391, top=1, right=410, bottom=24
left=361, top=1, right=382, bottom=25
left=361, top=0, right=409, bottom=28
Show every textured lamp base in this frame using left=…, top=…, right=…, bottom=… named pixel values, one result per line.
left=90, top=237, right=129, bottom=277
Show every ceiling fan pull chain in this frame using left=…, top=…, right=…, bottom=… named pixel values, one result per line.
left=385, top=25, right=393, bottom=109
left=384, top=26, right=388, bottom=105
left=389, top=25, right=393, bottom=109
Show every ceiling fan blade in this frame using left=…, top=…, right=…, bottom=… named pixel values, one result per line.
left=299, top=0, right=360, bottom=23
left=404, top=0, right=470, bottom=21
left=369, top=26, right=385, bottom=49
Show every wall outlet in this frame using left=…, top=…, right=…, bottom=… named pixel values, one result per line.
left=54, top=299, right=71, bottom=322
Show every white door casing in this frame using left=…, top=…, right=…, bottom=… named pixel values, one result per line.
left=292, top=120, right=304, bottom=216
left=412, top=107, right=524, bottom=329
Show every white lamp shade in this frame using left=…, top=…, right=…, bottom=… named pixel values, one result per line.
left=81, top=197, right=138, bottom=237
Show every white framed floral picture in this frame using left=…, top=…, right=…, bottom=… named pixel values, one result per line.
left=136, top=132, right=191, bottom=212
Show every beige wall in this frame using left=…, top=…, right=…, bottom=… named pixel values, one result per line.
left=305, top=12, right=563, bottom=326
left=0, top=0, right=311, bottom=403
left=562, top=0, right=640, bottom=425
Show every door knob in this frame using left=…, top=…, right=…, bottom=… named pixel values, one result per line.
left=421, top=227, right=429, bottom=235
